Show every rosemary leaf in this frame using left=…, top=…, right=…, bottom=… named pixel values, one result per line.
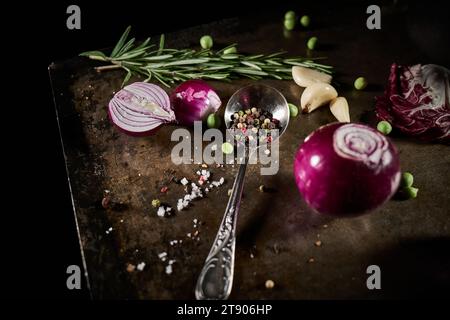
left=274, top=68, right=293, bottom=73
left=240, top=61, right=262, bottom=70
left=158, top=34, right=165, bottom=55
left=79, top=50, right=106, bottom=58
left=134, top=37, right=151, bottom=51
left=246, top=54, right=265, bottom=60
left=220, top=54, right=239, bottom=60
left=111, top=26, right=131, bottom=58
left=115, top=49, right=148, bottom=60
left=265, top=59, right=283, bottom=66
left=233, top=68, right=269, bottom=76
left=141, top=54, right=173, bottom=61
left=116, top=38, right=135, bottom=57
left=152, top=71, right=171, bottom=87
left=122, top=67, right=132, bottom=87
left=203, top=65, right=233, bottom=71
left=162, top=58, right=210, bottom=66
left=266, top=51, right=287, bottom=58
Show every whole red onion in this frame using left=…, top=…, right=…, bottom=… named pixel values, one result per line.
left=294, top=123, right=401, bottom=216
left=170, top=80, right=221, bottom=126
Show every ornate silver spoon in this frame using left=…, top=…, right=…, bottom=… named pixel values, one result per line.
left=195, top=84, right=289, bottom=300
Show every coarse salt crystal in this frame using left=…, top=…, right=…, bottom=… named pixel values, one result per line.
left=158, top=252, right=167, bottom=259
left=137, top=262, right=146, bottom=271
left=201, top=169, right=208, bottom=176
left=165, top=264, right=173, bottom=274
left=180, top=178, right=189, bottom=186
left=157, top=206, right=166, bottom=217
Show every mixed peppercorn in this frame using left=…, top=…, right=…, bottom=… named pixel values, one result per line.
left=230, top=107, right=281, bottom=143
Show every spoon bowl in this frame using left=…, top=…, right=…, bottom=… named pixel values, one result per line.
left=224, top=84, right=290, bottom=147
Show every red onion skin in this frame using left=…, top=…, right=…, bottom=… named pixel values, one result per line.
left=170, top=80, right=221, bottom=126
left=108, top=108, right=162, bottom=137
left=294, top=123, right=401, bottom=216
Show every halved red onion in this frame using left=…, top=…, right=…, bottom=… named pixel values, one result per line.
left=108, top=82, right=176, bottom=136
left=294, top=123, right=401, bottom=216
left=170, top=80, right=222, bottom=126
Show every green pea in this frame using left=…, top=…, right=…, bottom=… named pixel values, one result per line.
left=404, top=186, right=419, bottom=199
left=221, top=142, right=234, bottom=155
left=200, top=35, right=213, bottom=49
left=307, top=36, right=318, bottom=50
left=284, top=18, right=296, bottom=31
left=223, top=46, right=237, bottom=55
left=354, top=76, right=368, bottom=90
left=206, top=113, right=221, bottom=129
left=401, top=172, right=414, bottom=188
left=300, top=15, right=310, bottom=27
left=288, top=103, right=299, bottom=117
left=377, top=120, right=392, bottom=135
left=285, top=10, right=296, bottom=20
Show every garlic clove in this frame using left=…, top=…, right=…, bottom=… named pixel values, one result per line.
left=330, top=97, right=350, bottom=122
left=292, top=66, right=332, bottom=88
left=300, top=83, right=338, bottom=113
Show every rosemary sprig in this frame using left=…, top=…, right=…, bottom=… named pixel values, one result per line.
left=80, top=26, right=333, bottom=87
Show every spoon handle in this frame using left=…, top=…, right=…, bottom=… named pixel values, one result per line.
left=195, top=157, right=248, bottom=300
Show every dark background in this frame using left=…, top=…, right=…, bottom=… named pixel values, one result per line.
left=6, top=0, right=448, bottom=301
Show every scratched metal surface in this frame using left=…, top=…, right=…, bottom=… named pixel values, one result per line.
left=50, top=5, right=450, bottom=299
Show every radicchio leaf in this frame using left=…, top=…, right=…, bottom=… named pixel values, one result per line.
left=375, top=63, right=450, bottom=143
